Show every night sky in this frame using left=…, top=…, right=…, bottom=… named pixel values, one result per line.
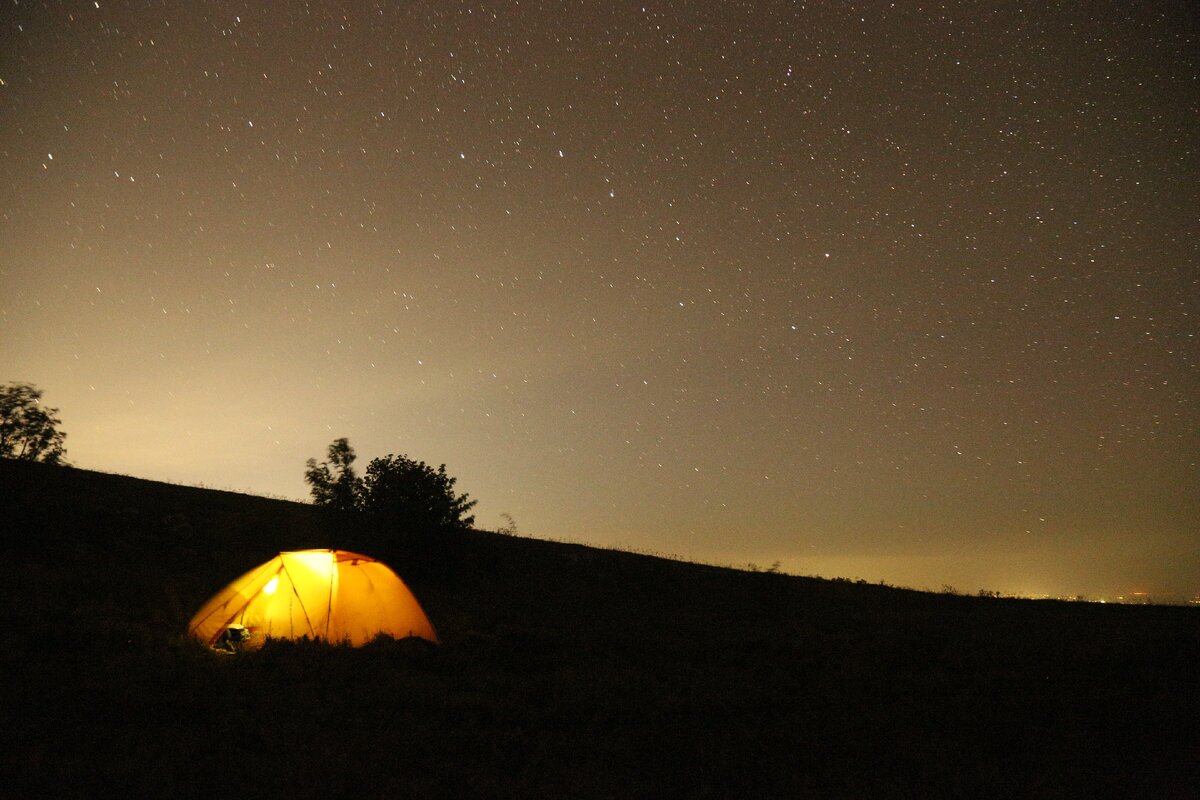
left=3, top=1, right=1196, bottom=599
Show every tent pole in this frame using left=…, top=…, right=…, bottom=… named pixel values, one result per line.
left=326, top=550, right=335, bottom=640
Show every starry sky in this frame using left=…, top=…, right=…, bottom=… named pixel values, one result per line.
left=2, top=1, right=1197, bottom=599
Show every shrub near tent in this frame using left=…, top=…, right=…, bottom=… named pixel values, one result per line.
left=188, top=550, right=438, bottom=648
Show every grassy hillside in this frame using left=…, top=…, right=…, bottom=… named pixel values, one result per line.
left=1, top=459, right=1196, bottom=798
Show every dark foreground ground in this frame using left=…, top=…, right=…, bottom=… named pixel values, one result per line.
left=1, top=460, right=1197, bottom=798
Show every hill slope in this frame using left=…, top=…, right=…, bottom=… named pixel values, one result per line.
left=1, top=460, right=1197, bottom=798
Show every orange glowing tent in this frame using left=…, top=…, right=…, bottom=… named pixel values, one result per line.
left=188, top=549, right=438, bottom=648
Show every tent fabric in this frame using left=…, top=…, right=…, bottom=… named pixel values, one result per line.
left=188, top=549, right=438, bottom=647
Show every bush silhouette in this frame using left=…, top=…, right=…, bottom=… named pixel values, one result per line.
left=360, top=453, right=476, bottom=530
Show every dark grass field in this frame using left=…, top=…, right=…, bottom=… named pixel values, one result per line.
left=2, top=459, right=1197, bottom=798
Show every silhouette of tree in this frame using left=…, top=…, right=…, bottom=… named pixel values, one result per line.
left=304, top=438, right=476, bottom=531
left=360, top=454, right=477, bottom=530
left=0, top=382, right=67, bottom=464
left=304, top=437, right=360, bottom=511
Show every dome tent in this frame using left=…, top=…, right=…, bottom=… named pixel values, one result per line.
left=188, top=549, right=437, bottom=648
